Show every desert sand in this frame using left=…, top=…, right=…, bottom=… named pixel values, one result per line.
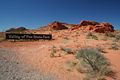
left=0, top=29, right=120, bottom=80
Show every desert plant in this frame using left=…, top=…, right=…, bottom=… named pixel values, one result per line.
left=86, top=32, right=98, bottom=40
left=60, top=47, right=74, bottom=54
left=105, top=32, right=115, bottom=37
left=101, top=35, right=108, bottom=41
left=50, top=45, right=56, bottom=57
left=86, top=32, right=93, bottom=37
left=66, top=60, right=78, bottom=71
left=66, top=60, right=78, bottom=67
left=114, top=33, right=120, bottom=42
left=63, top=36, right=69, bottom=40
left=96, top=46, right=105, bottom=53
left=105, top=32, right=120, bottom=42
left=0, top=32, right=5, bottom=42
left=76, top=47, right=112, bottom=80
left=110, top=43, right=119, bottom=50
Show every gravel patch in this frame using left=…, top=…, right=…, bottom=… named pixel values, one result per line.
left=0, top=48, right=57, bottom=80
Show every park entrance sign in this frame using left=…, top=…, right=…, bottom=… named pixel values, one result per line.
left=6, top=33, right=52, bottom=40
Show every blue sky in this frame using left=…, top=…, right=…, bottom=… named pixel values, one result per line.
left=0, top=0, right=120, bottom=31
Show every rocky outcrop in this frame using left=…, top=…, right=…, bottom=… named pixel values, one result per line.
left=6, top=27, right=27, bottom=32
left=71, top=20, right=114, bottom=33
left=94, top=22, right=114, bottom=33
left=48, top=21, right=68, bottom=30
left=28, top=20, right=114, bottom=33
left=80, top=20, right=100, bottom=26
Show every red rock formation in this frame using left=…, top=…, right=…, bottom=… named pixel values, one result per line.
left=70, top=20, right=114, bottom=33
left=71, top=20, right=99, bottom=31
left=94, top=22, right=114, bottom=33
left=71, top=25, right=81, bottom=30
left=80, top=20, right=100, bottom=26
left=48, top=21, right=68, bottom=30
left=34, top=20, right=114, bottom=33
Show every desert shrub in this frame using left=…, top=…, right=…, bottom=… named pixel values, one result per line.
left=96, top=46, right=105, bottom=53
left=76, top=47, right=112, bottom=80
left=62, top=39, right=69, bottom=44
left=105, top=32, right=115, bottom=37
left=110, top=43, right=119, bottom=50
left=114, top=33, right=120, bottom=42
left=60, top=47, right=74, bottom=54
left=105, top=32, right=120, bottom=42
left=101, top=37, right=108, bottom=41
left=66, top=60, right=78, bottom=71
left=0, top=33, right=5, bottom=42
left=50, top=46, right=56, bottom=57
left=66, top=60, right=78, bottom=67
left=86, top=32, right=98, bottom=40
left=86, top=32, right=92, bottom=37
left=63, top=36, right=69, bottom=40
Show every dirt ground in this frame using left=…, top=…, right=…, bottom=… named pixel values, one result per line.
left=0, top=30, right=120, bottom=80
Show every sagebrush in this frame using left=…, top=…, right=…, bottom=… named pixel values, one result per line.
left=76, top=47, right=114, bottom=80
left=86, top=32, right=98, bottom=40
left=50, top=46, right=56, bottom=57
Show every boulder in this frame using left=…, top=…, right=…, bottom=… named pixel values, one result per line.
left=48, top=21, right=68, bottom=30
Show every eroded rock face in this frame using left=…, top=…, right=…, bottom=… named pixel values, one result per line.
left=71, top=25, right=81, bottom=30
left=48, top=21, right=68, bottom=30
left=71, top=20, right=114, bottom=33
left=80, top=20, right=100, bottom=26
left=94, top=22, right=114, bottom=33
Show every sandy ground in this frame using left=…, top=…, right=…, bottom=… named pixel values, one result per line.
left=0, top=48, right=57, bottom=80
left=0, top=30, right=120, bottom=80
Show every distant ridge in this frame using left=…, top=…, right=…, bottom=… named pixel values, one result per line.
left=4, top=20, right=114, bottom=33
